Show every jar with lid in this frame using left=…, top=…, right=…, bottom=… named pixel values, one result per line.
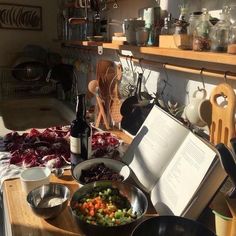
left=173, top=6, right=191, bottom=50
left=193, top=9, right=213, bottom=51
left=228, top=23, right=236, bottom=54
left=188, top=11, right=202, bottom=36
left=227, top=4, right=236, bottom=54
left=210, top=12, right=231, bottom=52
left=161, top=13, right=174, bottom=35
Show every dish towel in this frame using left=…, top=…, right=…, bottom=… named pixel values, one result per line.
left=0, top=151, right=23, bottom=191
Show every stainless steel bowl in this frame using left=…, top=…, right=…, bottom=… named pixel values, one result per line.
left=27, top=183, right=70, bottom=220
left=70, top=181, right=148, bottom=236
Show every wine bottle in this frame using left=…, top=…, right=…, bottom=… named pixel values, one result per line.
left=70, top=94, right=91, bottom=169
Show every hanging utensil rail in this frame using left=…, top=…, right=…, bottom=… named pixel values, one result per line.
left=62, top=43, right=236, bottom=81
left=116, top=51, right=236, bottom=81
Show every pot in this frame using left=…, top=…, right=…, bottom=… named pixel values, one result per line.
left=123, top=19, right=145, bottom=45
left=132, top=216, right=216, bottom=236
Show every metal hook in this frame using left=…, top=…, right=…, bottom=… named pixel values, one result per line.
left=198, top=68, right=205, bottom=91
left=162, top=63, right=171, bottom=87
left=221, top=92, right=227, bottom=100
left=160, top=63, right=170, bottom=97
left=138, top=58, right=144, bottom=74
left=125, top=55, right=130, bottom=71
left=113, top=0, right=119, bottom=8
left=116, top=51, right=122, bottom=66
left=129, top=56, right=135, bottom=76
left=224, top=71, right=229, bottom=83
left=163, top=63, right=169, bottom=81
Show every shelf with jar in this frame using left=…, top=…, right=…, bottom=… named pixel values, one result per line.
left=63, top=40, right=236, bottom=66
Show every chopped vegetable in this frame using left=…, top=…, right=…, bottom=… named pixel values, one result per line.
left=72, top=186, right=138, bottom=226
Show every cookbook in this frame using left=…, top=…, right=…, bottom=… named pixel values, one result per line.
left=123, top=105, right=226, bottom=219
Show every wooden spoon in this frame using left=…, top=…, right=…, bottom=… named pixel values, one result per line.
left=210, top=83, right=236, bottom=147
left=88, top=80, right=110, bottom=130
left=109, top=64, right=123, bottom=126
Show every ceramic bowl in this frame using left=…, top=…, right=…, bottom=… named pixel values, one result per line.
left=20, top=167, right=51, bottom=194
left=71, top=158, right=131, bottom=186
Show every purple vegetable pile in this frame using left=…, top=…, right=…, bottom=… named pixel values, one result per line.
left=3, top=127, right=121, bottom=168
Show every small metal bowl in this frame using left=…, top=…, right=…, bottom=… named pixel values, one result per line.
left=27, top=183, right=70, bottom=220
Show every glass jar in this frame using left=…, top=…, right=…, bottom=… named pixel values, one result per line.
left=161, top=14, right=174, bottom=35
left=228, top=23, right=236, bottom=54
left=210, top=12, right=231, bottom=52
left=193, top=9, right=213, bottom=51
left=188, top=11, right=202, bottom=36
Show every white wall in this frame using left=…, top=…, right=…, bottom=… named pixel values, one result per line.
left=0, top=0, right=59, bottom=66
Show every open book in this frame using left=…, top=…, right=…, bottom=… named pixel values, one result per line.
left=123, top=105, right=226, bottom=219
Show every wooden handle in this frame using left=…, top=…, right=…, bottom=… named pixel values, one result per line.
left=210, top=83, right=236, bottom=146
left=96, top=96, right=110, bottom=130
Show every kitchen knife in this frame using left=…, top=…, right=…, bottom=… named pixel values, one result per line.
left=216, top=143, right=236, bottom=198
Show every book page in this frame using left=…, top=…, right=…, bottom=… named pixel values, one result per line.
left=123, top=106, right=189, bottom=192
left=150, top=132, right=216, bottom=216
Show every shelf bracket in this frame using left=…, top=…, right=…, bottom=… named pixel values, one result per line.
left=98, top=46, right=103, bottom=55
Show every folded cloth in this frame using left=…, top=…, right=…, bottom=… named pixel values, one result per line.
left=0, top=152, right=24, bottom=191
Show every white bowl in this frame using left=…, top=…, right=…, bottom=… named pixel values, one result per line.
left=72, top=158, right=130, bottom=186
left=20, top=167, right=51, bottom=194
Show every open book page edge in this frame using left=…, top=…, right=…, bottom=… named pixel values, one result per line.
left=150, top=131, right=217, bottom=216
left=123, top=105, right=189, bottom=192
left=182, top=158, right=227, bottom=219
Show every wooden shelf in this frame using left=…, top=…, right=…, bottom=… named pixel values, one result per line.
left=63, top=41, right=236, bottom=66
left=63, top=40, right=103, bottom=47
left=119, top=45, right=236, bottom=66
left=103, top=42, right=121, bottom=50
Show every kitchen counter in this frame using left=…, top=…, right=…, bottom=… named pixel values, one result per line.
left=3, top=171, right=157, bottom=236
left=2, top=131, right=137, bottom=236
left=3, top=170, right=82, bottom=236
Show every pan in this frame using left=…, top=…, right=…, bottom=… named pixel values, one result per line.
left=120, top=73, right=153, bottom=135
left=216, top=143, right=236, bottom=198
left=131, top=216, right=216, bottom=236
left=120, top=73, right=143, bottom=116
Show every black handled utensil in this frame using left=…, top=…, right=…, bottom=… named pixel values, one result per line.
left=216, top=143, right=236, bottom=198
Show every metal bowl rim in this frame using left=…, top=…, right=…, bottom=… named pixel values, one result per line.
left=27, top=183, right=70, bottom=209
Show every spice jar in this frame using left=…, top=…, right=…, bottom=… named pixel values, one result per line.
left=193, top=9, right=213, bottom=51
left=188, top=11, right=202, bottom=36
left=173, top=20, right=192, bottom=50
left=228, top=23, right=236, bottom=54
left=210, top=12, right=230, bottom=52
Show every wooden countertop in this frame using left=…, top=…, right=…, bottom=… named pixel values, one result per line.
left=3, top=170, right=84, bottom=236
left=3, top=171, right=157, bottom=236
left=2, top=130, right=137, bottom=236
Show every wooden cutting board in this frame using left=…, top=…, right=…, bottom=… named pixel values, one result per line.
left=210, top=83, right=236, bottom=147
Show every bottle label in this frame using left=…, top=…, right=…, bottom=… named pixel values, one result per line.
left=70, top=136, right=81, bottom=154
